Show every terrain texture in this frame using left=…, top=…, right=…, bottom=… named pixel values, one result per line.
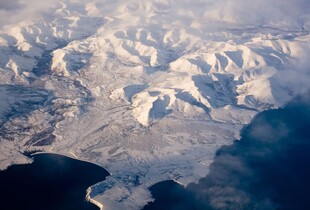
left=0, top=1, right=310, bottom=209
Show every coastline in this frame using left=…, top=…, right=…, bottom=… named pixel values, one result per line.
left=0, top=151, right=110, bottom=210
left=31, top=151, right=112, bottom=174
left=2, top=93, right=309, bottom=210
left=33, top=151, right=111, bottom=210
left=86, top=187, right=104, bottom=210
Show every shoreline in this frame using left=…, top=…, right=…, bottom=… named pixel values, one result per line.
left=86, top=187, right=104, bottom=210
left=32, top=151, right=111, bottom=210
left=1, top=151, right=110, bottom=210
left=31, top=151, right=112, bottom=174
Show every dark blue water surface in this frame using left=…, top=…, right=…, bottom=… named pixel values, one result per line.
left=143, top=93, right=310, bottom=210
left=0, top=153, right=109, bottom=210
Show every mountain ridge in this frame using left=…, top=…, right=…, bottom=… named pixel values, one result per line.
left=0, top=1, right=310, bottom=210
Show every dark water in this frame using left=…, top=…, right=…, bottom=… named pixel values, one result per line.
left=0, top=153, right=109, bottom=210
left=143, top=93, right=310, bottom=210
left=143, top=180, right=198, bottom=210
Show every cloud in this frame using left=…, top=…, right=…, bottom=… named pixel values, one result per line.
left=0, top=1, right=23, bottom=11
left=201, top=0, right=310, bottom=28
left=0, top=0, right=57, bottom=28
left=145, top=92, right=310, bottom=210
left=139, top=0, right=310, bottom=30
left=184, top=92, right=310, bottom=210
left=1, top=0, right=310, bottom=29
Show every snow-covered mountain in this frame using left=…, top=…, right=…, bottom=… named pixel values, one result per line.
left=1, top=1, right=310, bottom=209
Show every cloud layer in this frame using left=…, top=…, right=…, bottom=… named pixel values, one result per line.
left=1, top=0, right=310, bottom=29
left=187, top=92, right=310, bottom=210
left=144, top=92, right=310, bottom=210
left=0, top=0, right=56, bottom=27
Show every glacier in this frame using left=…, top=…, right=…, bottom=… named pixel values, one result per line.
left=0, top=1, right=310, bottom=209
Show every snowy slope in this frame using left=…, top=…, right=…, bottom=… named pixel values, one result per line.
left=1, top=1, right=310, bottom=209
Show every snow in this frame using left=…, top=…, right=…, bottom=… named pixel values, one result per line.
left=0, top=86, right=10, bottom=118
left=1, top=1, right=310, bottom=210
left=0, top=143, right=33, bottom=170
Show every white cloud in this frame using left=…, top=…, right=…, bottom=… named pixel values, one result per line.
left=0, top=0, right=57, bottom=27
left=0, top=0, right=23, bottom=11
left=1, top=0, right=309, bottom=29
